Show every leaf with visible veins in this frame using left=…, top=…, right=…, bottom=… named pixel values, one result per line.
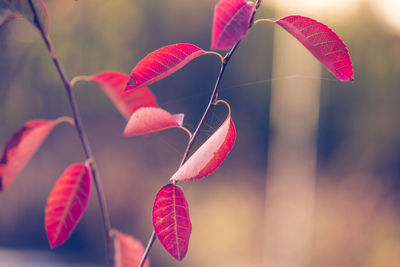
left=275, top=15, right=353, bottom=81
left=45, top=163, right=91, bottom=249
left=125, top=43, right=206, bottom=91
left=153, top=184, right=191, bottom=261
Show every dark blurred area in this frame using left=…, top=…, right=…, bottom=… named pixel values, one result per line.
left=0, top=0, right=400, bottom=266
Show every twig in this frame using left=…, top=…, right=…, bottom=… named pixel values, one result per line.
left=27, top=1, right=113, bottom=266
left=138, top=25, right=242, bottom=267
left=139, top=2, right=263, bottom=266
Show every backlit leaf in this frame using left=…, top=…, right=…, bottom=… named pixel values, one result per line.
left=0, top=117, right=72, bottom=191
left=211, top=0, right=254, bottom=50
left=0, top=9, right=15, bottom=26
left=153, top=184, right=191, bottom=261
left=123, top=107, right=185, bottom=136
left=89, top=71, right=157, bottom=120
left=170, top=100, right=236, bottom=181
left=275, top=15, right=353, bottom=81
left=45, top=163, right=91, bottom=249
left=125, top=43, right=206, bottom=91
left=111, top=229, right=150, bottom=267
left=5, top=0, right=49, bottom=33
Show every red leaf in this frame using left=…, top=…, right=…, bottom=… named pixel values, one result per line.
left=111, top=229, right=150, bottom=267
left=170, top=101, right=236, bottom=181
left=275, top=15, right=353, bottom=81
left=89, top=71, right=157, bottom=120
left=153, top=184, right=191, bottom=261
left=0, top=117, right=71, bottom=191
left=0, top=9, right=15, bottom=26
left=125, top=43, right=206, bottom=91
left=211, top=0, right=254, bottom=50
left=6, top=0, right=49, bottom=33
left=123, top=107, right=185, bottom=136
left=45, top=163, right=91, bottom=249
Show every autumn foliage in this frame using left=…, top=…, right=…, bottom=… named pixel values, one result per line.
left=0, top=0, right=353, bottom=265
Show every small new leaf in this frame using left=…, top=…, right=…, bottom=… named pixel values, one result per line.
left=45, top=163, right=91, bottom=249
left=153, top=184, right=191, bottom=261
left=123, top=107, right=186, bottom=136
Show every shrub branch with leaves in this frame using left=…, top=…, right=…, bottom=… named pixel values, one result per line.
left=0, top=0, right=353, bottom=266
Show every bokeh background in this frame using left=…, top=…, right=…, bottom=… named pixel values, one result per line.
left=1, top=0, right=400, bottom=266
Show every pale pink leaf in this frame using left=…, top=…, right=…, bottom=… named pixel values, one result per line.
left=170, top=101, right=236, bottom=181
left=211, top=0, right=254, bottom=50
left=0, top=117, right=72, bottom=191
left=45, top=163, right=91, bottom=248
left=123, top=107, right=185, bottom=136
left=89, top=71, right=157, bottom=120
left=125, top=43, right=206, bottom=91
left=111, top=229, right=150, bottom=267
left=153, top=184, right=191, bottom=261
left=275, top=15, right=353, bottom=81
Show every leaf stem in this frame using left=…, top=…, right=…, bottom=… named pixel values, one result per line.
left=27, top=1, right=113, bottom=266
left=253, top=18, right=275, bottom=26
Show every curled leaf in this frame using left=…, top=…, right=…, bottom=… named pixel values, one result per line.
left=5, top=0, right=49, bottom=33
left=275, top=15, right=353, bottom=81
left=88, top=71, right=157, bottom=120
left=0, top=9, right=15, bottom=26
left=211, top=0, right=254, bottom=50
left=153, top=184, right=191, bottom=261
left=123, top=107, right=188, bottom=137
left=111, top=229, right=150, bottom=267
left=125, top=43, right=206, bottom=91
left=0, top=117, right=73, bottom=191
left=45, top=163, right=91, bottom=249
left=170, top=100, right=236, bottom=181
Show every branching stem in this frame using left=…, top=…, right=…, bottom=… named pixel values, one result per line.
left=27, top=1, right=113, bottom=266
left=139, top=2, right=264, bottom=266
left=138, top=29, right=243, bottom=267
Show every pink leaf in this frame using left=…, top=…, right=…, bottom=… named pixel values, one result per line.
left=89, top=71, right=157, bottom=120
left=153, top=184, right=191, bottom=261
left=0, top=9, right=15, bottom=26
left=170, top=101, right=236, bottom=181
left=111, top=229, right=150, bottom=267
left=6, top=0, right=49, bottom=33
left=211, top=0, right=254, bottom=50
left=45, top=163, right=91, bottom=249
left=123, top=107, right=185, bottom=136
left=0, top=117, right=72, bottom=191
left=275, top=15, right=353, bottom=81
left=125, top=43, right=206, bottom=91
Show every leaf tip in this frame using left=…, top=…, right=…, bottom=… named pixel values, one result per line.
left=124, top=76, right=137, bottom=91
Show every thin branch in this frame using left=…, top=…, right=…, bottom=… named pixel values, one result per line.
left=138, top=32, right=242, bottom=267
left=27, top=1, right=113, bottom=266
left=139, top=3, right=263, bottom=266
left=138, top=231, right=156, bottom=267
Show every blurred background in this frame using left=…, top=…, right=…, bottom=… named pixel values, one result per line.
left=1, top=0, right=400, bottom=266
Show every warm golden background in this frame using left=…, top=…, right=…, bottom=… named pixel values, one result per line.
left=1, top=0, right=400, bottom=266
